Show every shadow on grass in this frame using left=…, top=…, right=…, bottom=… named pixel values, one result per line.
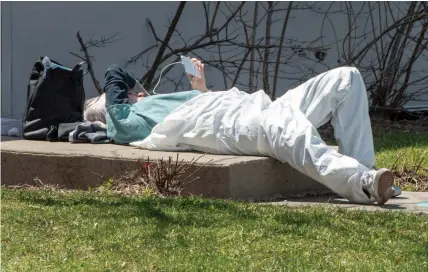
left=4, top=189, right=363, bottom=236
left=373, top=131, right=428, bottom=152
left=4, top=189, right=428, bottom=250
left=10, top=190, right=259, bottom=226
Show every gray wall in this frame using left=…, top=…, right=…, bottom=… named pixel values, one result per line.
left=2, top=1, right=427, bottom=118
left=2, top=1, right=183, bottom=118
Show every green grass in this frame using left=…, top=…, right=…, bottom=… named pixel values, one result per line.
left=373, top=131, right=428, bottom=171
left=2, top=130, right=427, bottom=271
left=2, top=189, right=428, bottom=271
left=373, top=131, right=428, bottom=191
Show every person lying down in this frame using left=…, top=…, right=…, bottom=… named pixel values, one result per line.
left=84, top=58, right=400, bottom=205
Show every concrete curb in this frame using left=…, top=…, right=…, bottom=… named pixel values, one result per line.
left=266, top=192, right=428, bottom=213
left=1, top=137, right=332, bottom=199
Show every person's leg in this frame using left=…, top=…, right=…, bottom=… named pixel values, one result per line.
left=104, top=64, right=138, bottom=107
left=274, top=67, right=375, bottom=168
left=259, top=101, right=394, bottom=204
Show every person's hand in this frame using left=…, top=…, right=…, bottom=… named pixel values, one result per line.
left=137, top=92, right=145, bottom=102
left=186, top=57, right=209, bottom=92
left=127, top=92, right=145, bottom=103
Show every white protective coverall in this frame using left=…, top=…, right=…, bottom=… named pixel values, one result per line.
left=131, top=67, right=377, bottom=203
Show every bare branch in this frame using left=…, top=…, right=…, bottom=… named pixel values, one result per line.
left=142, top=1, right=187, bottom=87
left=75, top=31, right=103, bottom=95
left=210, top=2, right=221, bottom=33
left=232, top=48, right=252, bottom=87
left=343, top=10, right=427, bottom=66
left=272, top=1, right=293, bottom=99
left=263, top=1, right=274, bottom=95
left=216, top=34, right=228, bottom=89
left=393, top=19, right=428, bottom=106
left=84, top=32, right=122, bottom=49
left=202, top=2, right=210, bottom=34
left=249, top=2, right=259, bottom=93
left=69, top=52, right=93, bottom=62
left=125, top=45, right=158, bottom=67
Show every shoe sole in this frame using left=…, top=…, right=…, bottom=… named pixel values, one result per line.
left=376, top=169, right=395, bottom=205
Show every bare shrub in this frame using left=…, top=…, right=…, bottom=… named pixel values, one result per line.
left=103, top=154, right=212, bottom=197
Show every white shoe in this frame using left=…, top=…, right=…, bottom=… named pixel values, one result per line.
left=372, top=168, right=395, bottom=205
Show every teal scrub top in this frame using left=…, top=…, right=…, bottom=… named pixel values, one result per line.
left=106, top=90, right=200, bottom=144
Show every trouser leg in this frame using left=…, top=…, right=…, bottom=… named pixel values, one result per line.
left=259, top=101, right=375, bottom=203
left=274, top=67, right=375, bottom=168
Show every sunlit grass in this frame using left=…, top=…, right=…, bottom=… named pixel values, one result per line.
left=2, top=189, right=428, bottom=271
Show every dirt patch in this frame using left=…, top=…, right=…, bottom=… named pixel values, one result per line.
left=393, top=169, right=428, bottom=192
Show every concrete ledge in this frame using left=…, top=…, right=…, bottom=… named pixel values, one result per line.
left=1, top=137, right=332, bottom=199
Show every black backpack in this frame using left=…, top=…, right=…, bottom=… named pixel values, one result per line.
left=23, top=57, right=87, bottom=141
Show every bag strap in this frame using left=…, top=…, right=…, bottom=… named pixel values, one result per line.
left=72, top=61, right=90, bottom=76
